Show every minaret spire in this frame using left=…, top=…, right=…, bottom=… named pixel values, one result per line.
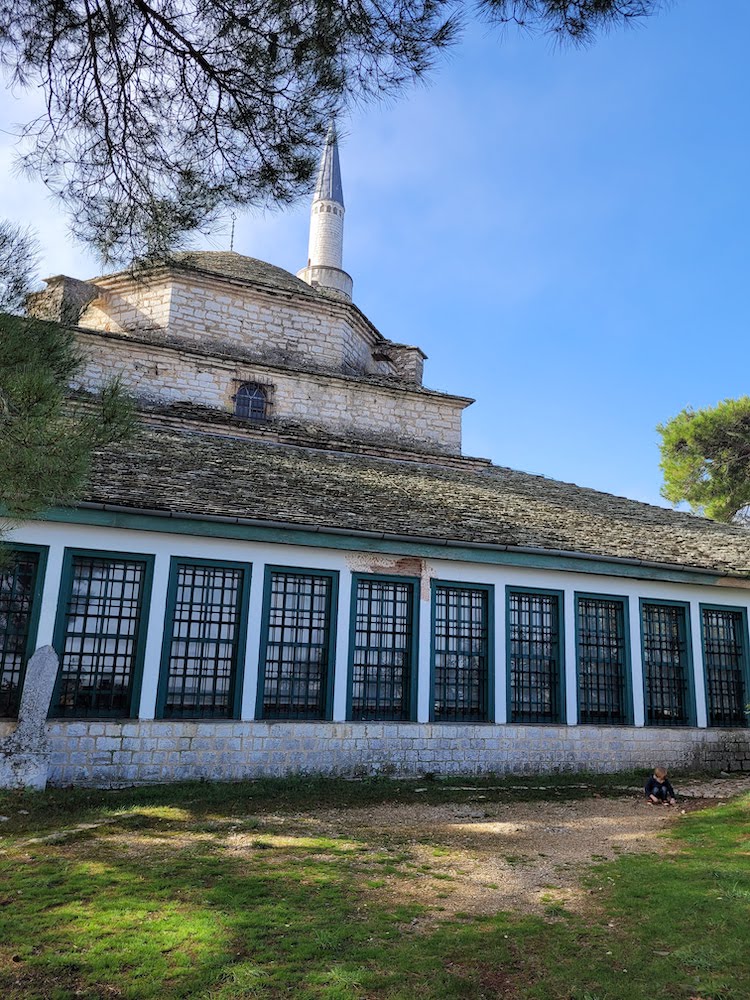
left=297, top=124, right=353, bottom=301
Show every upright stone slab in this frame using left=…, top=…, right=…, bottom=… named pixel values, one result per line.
left=0, top=646, right=59, bottom=790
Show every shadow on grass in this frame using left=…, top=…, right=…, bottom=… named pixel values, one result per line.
left=0, top=782, right=747, bottom=1000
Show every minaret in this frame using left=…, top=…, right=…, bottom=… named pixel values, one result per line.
left=297, top=124, right=353, bottom=302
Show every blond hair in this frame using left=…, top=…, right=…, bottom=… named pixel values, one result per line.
left=654, top=766, right=668, bottom=780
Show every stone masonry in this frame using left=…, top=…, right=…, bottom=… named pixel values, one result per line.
left=0, top=719, right=745, bottom=787
left=74, top=331, right=467, bottom=452
left=0, top=647, right=60, bottom=790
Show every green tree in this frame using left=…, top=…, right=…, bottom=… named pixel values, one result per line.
left=658, top=397, right=750, bottom=523
left=0, top=220, right=39, bottom=315
left=0, top=0, right=661, bottom=262
left=0, top=313, right=134, bottom=542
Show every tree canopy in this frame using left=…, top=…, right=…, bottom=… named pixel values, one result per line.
left=0, top=313, right=134, bottom=542
left=658, top=397, right=750, bottom=523
left=0, top=221, right=39, bottom=314
left=0, top=0, right=661, bottom=262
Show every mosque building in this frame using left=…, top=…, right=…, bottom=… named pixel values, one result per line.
left=2, top=127, right=750, bottom=785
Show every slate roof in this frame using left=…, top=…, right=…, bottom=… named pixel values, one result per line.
left=168, top=251, right=319, bottom=299
left=84, top=423, right=750, bottom=579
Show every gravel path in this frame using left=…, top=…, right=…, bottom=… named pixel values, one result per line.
left=301, top=775, right=750, bottom=918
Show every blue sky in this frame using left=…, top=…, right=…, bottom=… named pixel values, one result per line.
left=1, top=0, right=748, bottom=508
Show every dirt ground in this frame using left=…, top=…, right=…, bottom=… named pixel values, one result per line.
left=250, top=774, right=750, bottom=920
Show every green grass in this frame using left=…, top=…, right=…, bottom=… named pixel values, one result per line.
left=0, top=775, right=747, bottom=999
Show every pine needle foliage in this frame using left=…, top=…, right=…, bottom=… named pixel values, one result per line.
left=0, top=314, right=134, bottom=533
left=0, top=221, right=39, bottom=314
left=658, top=397, right=750, bottom=523
left=0, top=0, right=662, bottom=263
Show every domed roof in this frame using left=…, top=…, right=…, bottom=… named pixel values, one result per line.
left=170, top=250, right=318, bottom=298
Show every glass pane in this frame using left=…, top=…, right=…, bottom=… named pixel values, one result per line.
left=55, top=556, right=146, bottom=718
left=642, top=604, right=690, bottom=726
left=164, top=564, right=244, bottom=718
left=262, top=572, right=332, bottom=719
left=577, top=597, right=627, bottom=725
left=351, top=580, right=414, bottom=721
left=0, top=551, right=41, bottom=717
left=433, top=586, right=489, bottom=722
left=509, top=591, right=561, bottom=723
left=703, top=608, right=747, bottom=727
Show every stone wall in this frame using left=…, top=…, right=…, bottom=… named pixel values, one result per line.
left=75, top=333, right=466, bottom=452
left=79, top=277, right=172, bottom=334
left=1, top=719, right=745, bottom=787
left=307, top=200, right=345, bottom=270
left=79, top=272, right=388, bottom=375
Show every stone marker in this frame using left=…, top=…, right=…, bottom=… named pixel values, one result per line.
left=0, top=646, right=59, bottom=790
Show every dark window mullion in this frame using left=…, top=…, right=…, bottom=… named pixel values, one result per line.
left=703, top=608, right=747, bottom=728
left=643, top=603, right=690, bottom=727
left=509, top=590, right=561, bottom=723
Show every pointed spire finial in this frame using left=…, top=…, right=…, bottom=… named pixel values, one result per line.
left=296, top=121, right=353, bottom=302
left=313, top=123, right=344, bottom=207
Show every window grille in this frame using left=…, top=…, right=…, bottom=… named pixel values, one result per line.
left=54, top=555, right=148, bottom=718
left=642, top=603, right=691, bottom=726
left=702, top=608, right=747, bottom=727
left=508, top=590, right=562, bottom=723
left=162, top=563, right=245, bottom=718
left=351, top=578, right=415, bottom=721
left=0, top=551, right=41, bottom=717
left=234, top=382, right=268, bottom=421
left=261, top=571, right=333, bottom=719
left=433, top=585, right=489, bottom=722
left=576, top=596, right=628, bottom=725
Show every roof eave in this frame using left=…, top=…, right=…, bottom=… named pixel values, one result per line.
left=40, top=500, right=750, bottom=587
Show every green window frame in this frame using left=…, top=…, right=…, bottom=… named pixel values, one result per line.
left=506, top=587, right=565, bottom=724
left=640, top=599, right=695, bottom=727
left=431, top=580, right=494, bottom=723
left=700, top=604, right=749, bottom=728
left=156, top=558, right=251, bottom=720
left=348, top=574, right=419, bottom=722
left=0, top=544, right=48, bottom=718
left=575, top=593, right=632, bottom=726
left=256, top=566, right=338, bottom=721
left=51, top=549, right=154, bottom=719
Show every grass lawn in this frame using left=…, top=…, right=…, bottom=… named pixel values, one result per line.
left=0, top=773, right=747, bottom=999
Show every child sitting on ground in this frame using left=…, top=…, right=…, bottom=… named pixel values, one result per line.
left=645, top=767, right=677, bottom=806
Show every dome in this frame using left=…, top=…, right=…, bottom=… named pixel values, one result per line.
left=170, top=250, right=318, bottom=298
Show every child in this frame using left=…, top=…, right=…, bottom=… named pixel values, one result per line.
left=645, top=767, right=677, bottom=806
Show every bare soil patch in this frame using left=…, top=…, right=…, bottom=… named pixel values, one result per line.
left=264, top=775, right=750, bottom=921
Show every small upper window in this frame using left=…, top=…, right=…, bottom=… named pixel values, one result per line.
left=234, top=382, right=268, bottom=421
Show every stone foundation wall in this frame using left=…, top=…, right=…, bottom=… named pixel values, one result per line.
left=1, top=720, right=746, bottom=788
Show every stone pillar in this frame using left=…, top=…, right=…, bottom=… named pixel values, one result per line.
left=0, top=646, right=59, bottom=790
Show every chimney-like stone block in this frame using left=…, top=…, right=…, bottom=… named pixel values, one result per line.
left=373, top=341, right=427, bottom=385
left=25, top=275, right=99, bottom=327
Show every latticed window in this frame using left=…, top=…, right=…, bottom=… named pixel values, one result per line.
left=160, top=562, right=248, bottom=719
left=433, top=585, right=490, bottom=722
left=260, top=570, right=335, bottom=719
left=234, top=382, right=268, bottom=420
left=702, top=607, right=748, bottom=728
left=350, top=577, right=416, bottom=721
left=52, top=554, right=151, bottom=718
left=508, top=590, right=563, bottom=723
left=642, top=602, right=692, bottom=726
left=576, top=596, right=629, bottom=725
left=0, top=550, right=42, bottom=717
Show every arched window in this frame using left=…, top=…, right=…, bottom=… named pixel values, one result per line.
left=234, top=382, right=268, bottom=421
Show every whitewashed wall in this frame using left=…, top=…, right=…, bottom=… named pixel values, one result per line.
left=5, top=519, right=750, bottom=786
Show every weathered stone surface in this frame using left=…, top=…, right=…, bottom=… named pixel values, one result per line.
left=86, top=424, right=750, bottom=577
left=0, top=646, right=59, bottom=790
left=37, top=719, right=750, bottom=788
